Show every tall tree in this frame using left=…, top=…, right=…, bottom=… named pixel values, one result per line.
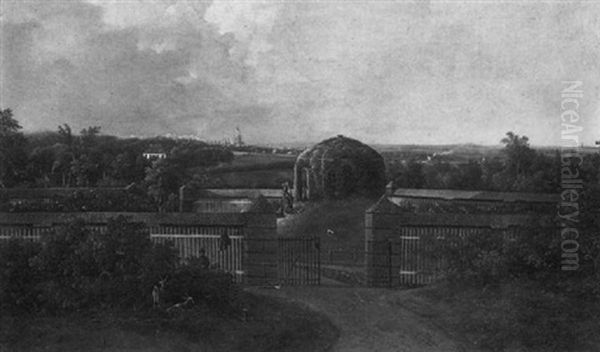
left=501, top=131, right=536, bottom=178
left=0, top=109, right=27, bottom=187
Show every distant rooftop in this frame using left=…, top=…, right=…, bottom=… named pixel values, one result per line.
left=389, top=188, right=558, bottom=203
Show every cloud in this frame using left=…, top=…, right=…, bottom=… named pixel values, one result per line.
left=1, top=0, right=599, bottom=145
left=1, top=0, right=267, bottom=140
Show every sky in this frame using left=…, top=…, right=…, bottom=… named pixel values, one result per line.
left=1, top=0, right=599, bottom=146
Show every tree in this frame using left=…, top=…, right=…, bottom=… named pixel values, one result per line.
left=0, top=109, right=27, bottom=187
left=144, top=159, right=184, bottom=212
left=58, top=124, right=73, bottom=146
left=501, top=131, right=536, bottom=178
left=392, top=159, right=424, bottom=188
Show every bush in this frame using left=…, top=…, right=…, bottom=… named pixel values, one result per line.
left=0, top=239, right=42, bottom=312
left=423, top=230, right=509, bottom=286
left=0, top=216, right=238, bottom=313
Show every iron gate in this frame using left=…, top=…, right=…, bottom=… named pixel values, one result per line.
left=276, top=236, right=321, bottom=285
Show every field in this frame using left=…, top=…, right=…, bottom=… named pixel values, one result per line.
left=207, top=169, right=294, bottom=189
left=204, top=152, right=296, bottom=188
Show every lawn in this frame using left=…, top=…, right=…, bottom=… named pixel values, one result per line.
left=0, top=292, right=339, bottom=352
left=207, top=169, right=293, bottom=188
left=394, top=280, right=600, bottom=352
left=278, top=197, right=378, bottom=252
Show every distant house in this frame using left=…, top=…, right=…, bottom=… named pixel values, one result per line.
left=142, top=152, right=167, bottom=160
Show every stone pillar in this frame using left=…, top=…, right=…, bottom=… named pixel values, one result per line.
left=242, top=197, right=278, bottom=285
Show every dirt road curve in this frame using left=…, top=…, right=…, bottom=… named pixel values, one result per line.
left=252, top=286, right=465, bottom=352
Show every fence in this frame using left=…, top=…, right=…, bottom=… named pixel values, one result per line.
left=366, top=226, right=529, bottom=287
left=0, top=223, right=247, bottom=283
left=0, top=224, right=321, bottom=286
left=151, top=232, right=245, bottom=283
left=0, top=225, right=50, bottom=241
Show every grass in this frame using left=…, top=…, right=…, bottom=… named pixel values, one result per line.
left=211, top=153, right=296, bottom=172
left=396, top=279, right=600, bottom=352
left=278, top=197, right=378, bottom=252
left=207, top=169, right=293, bottom=188
left=0, top=292, right=339, bottom=352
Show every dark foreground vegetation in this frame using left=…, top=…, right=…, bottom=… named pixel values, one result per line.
left=0, top=216, right=338, bottom=351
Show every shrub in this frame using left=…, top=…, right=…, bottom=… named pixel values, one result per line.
left=0, top=216, right=238, bottom=313
left=0, top=239, right=42, bottom=312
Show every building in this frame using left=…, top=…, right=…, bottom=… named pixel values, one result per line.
left=142, top=152, right=167, bottom=160
left=293, top=135, right=386, bottom=200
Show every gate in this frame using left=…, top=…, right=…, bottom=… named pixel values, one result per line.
left=277, top=237, right=321, bottom=285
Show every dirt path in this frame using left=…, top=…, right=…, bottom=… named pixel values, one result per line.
left=251, top=286, right=467, bottom=352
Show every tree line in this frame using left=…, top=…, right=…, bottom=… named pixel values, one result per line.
left=389, top=131, right=600, bottom=193
left=0, top=109, right=234, bottom=210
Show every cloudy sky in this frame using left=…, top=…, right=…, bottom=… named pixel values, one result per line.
left=1, top=0, right=599, bottom=146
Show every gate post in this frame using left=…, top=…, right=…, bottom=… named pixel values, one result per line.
left=387, top=240, right=393, bottom=288
left=316, top=236, right=321, bottom=285
left=243, top=196, right=277, bottom=285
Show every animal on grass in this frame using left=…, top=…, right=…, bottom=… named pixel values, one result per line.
left=166, top=295, right=195, bottom=313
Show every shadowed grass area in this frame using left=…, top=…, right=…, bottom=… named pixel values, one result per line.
left=395, top=280, right=600, bottom=352
left=0, top=292, right=339, bottom=352
left=278, top=197, right=378, bottom=251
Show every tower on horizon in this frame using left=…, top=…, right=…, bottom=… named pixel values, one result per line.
left=234, top=127, right=244, bottom=147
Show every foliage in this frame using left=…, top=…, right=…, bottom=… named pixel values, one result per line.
left=0, top=217, right=238, bottom=313
left=4, top=114, right=233, bottom=189
left=0, top=239, right=43, bottom=312
left=0, top=108, right=28, bottom=188
left=0, top=188, right=157, bottom=212
left=389, top=131, right=569, bottom=193
left=1, top=112, right=235, bottom=211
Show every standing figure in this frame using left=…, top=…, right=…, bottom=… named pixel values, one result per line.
left=281, top=182, right=294, bottom=213
left=219, top=232, right=231, bottom=251
left=152, top=276, right=167, bottom=308
left=198, top=248, right=210, bottom=269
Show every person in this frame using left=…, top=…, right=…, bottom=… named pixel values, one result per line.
left=219, top=232, right=231, bottom=251
left=198, top=248, right=210, bottom=269
left=281, top=182, right=294, bottom=213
